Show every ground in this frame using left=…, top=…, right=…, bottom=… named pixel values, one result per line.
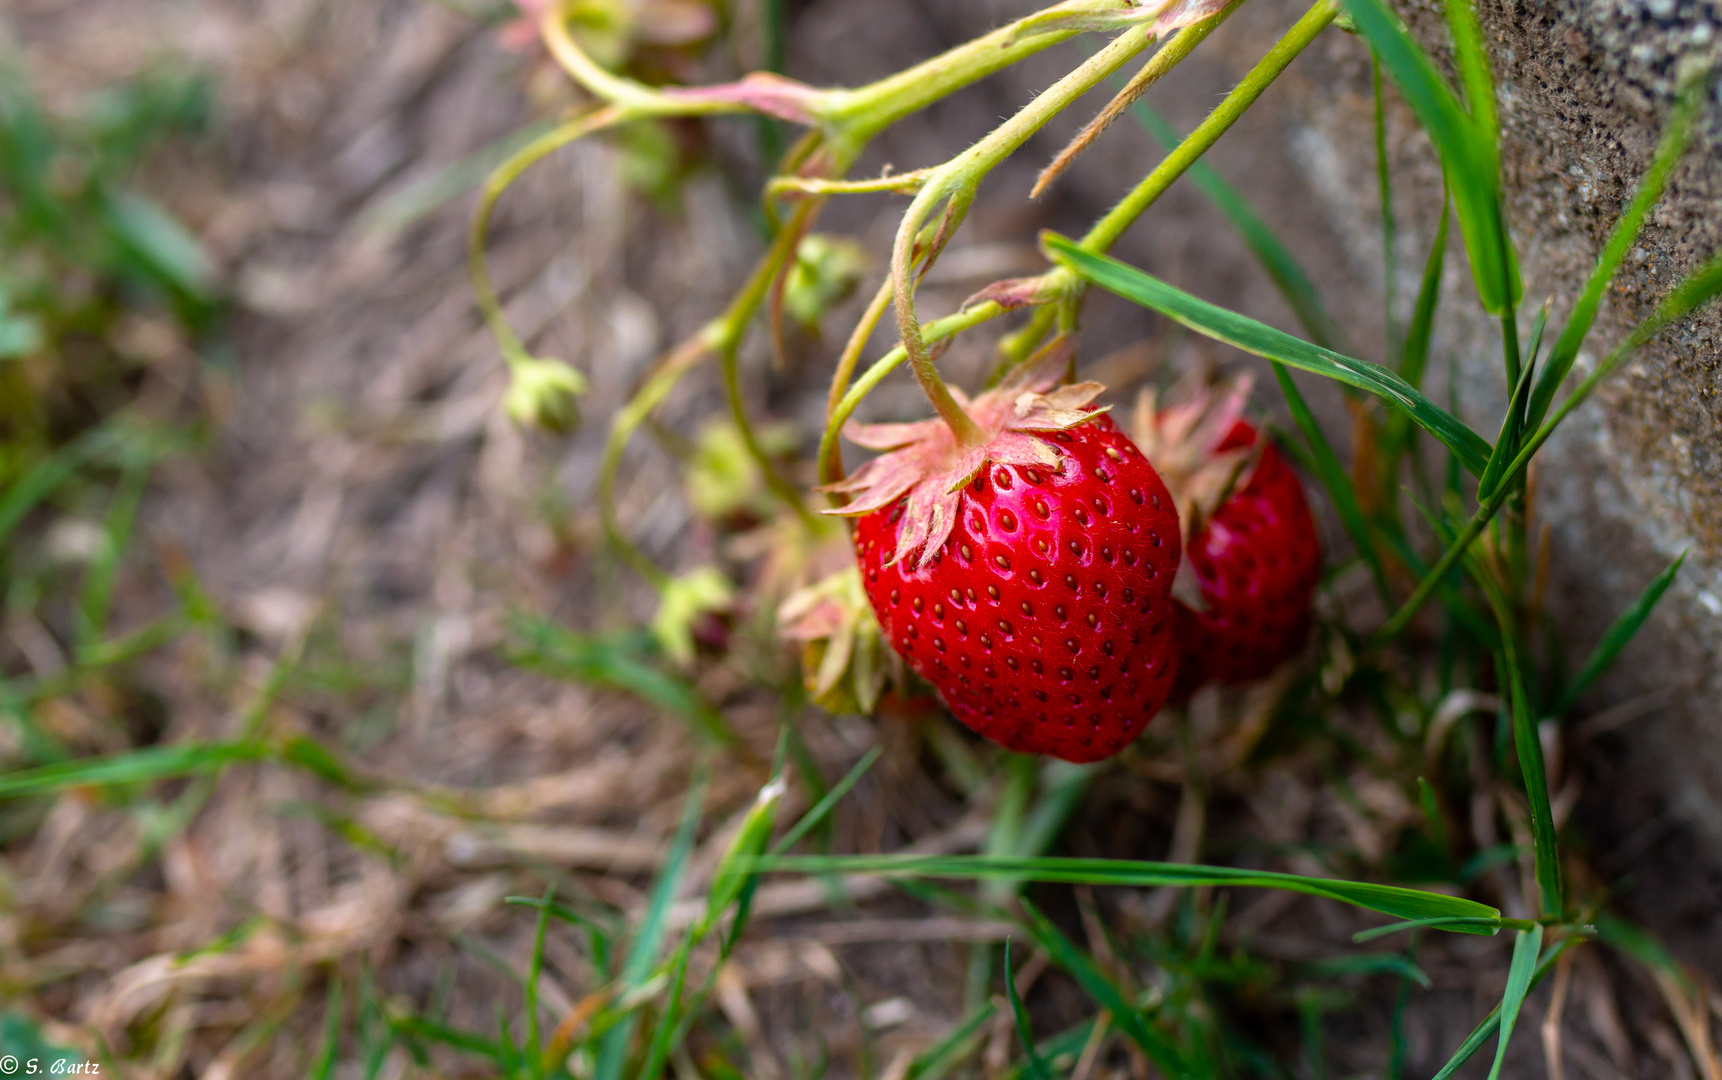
left=3, top=0, right=1720, bottom=1077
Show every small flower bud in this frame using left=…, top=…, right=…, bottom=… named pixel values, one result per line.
left=504, top=356, right=587, bottom=434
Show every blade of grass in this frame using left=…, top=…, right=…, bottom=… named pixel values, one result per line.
left=0, top=423, right=130, bottom=547
left=1550, top=551, right=1685, bottom=719
left=1045, top=234, right=1494, bottom=475
left=1400, top=195, right=1449, bottom=390
left=1019, top=897, right=1189, bottom=1077
left=1528, top=78, right=1701, bottom=433
left=771, top=747, right=880, bottom=855
left=1340, top=0, right=1518, bottom=314
left=0, top=739, right=265, bottom=800
left=1380, top=247, right=1722, bottom=644
left=507, top=616, right=735, bottom=745
left=1485, top=926, right=1544, bottom=1080
left=1129, top=101, right=1342, bottom=349
left=524, top=885, right=554, bottom=1075
left=907, top=1000, right=998, bottom=1080
left=1374, top=54, right=1399, bottom=356
left=1474, top=565, right=1563, bottom=917
left=1352, top=916, right=1508, bottom=943
left=1005, top=938, right=1054, bottom=1080
left=1272, top=362, right=1395, bottom=607
left=311, top=980, right=344, bottom=1080
left=1431, top=934, right=1572, bottom=1080
left=760, top=853, right=1501, bottom=928
left=1476, top=350, right=1538, bottom=502
left=594, top=769, right=708, bottom=1080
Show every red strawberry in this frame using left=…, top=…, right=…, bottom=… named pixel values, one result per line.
left=1131, top=379, right=1321, bottom=696
left=824, top=360, right=1182, bottom=763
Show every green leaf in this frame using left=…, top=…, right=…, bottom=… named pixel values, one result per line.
left=507, top=616, right=735, bottom=744
left=0, top=1012, right=86, bottom=1072
left=1307, top=952, right=1431, bottom=989
left=758, top=853, right=1500, bottom=929
left=1129, top=101, right=1342, bottom=350
left=1352, top=916, right=1501, bottom=943
left=1271, top=363, right=1394, bottom=608
left=1340, top=0, right=1519, bottom=314
left=1044, top=234, right=1494, bottom=476
left=311, top=981, right=344, bottom=1080
left=594, top=770, right=707, bottom=1080
left=1485, top=602, right=1562, bottom=918
left=1529, top=81, right=1700, bottom=434
left=1005, top=938, right=1054, bottom=1080
left=771, top=747, right=880, bottom=856
left=0, top=739, right=263, bottom=800
left=1442, top=0, right=1497, bottom=144
left=1550, top=551, right=1685, bottom=719
left=908, top=1001, right=997, bottom=1080
left=1019, top=898, right=1190, bottom=1077
left=1400, top=196, right=1450, bottom=390
left=1485, top=926, right=1543, bottom=1080
left=1430, top=935, right=1569, bottom=1080
left=1475, top=350, right=1538, bottom=503
left=0, top=424, right=131, bottom=547
left=102, top=189, right=217, bottom=300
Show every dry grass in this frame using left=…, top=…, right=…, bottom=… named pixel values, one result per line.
left=3, top=0, right=1720, bottom=1077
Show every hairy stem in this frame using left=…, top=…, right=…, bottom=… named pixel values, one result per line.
left=469, top=108, right=621, bottom=366
left=1080, top=0, right=1339, bottom=254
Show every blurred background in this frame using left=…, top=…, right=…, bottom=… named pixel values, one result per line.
left=2, top=0, right=1719, bottom=1076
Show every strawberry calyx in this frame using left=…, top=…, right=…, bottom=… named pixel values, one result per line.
left=1129, top=373, right=1263, bottom=548
left=819, top=350, right=1111, bottom=570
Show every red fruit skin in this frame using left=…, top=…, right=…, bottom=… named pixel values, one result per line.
left=1173, top=421, right=1321, bottom=696
left=853, top=415, right=1182, bottom=763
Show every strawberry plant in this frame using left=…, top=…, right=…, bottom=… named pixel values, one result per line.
left=4, top=0, right=1721, bottom=1074
left=458, top=0, right=1722, bottom=1072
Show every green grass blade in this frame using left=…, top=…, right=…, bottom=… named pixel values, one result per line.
left=1430, top=935, right=1569, bottom=1080
left=1339, top=0, right=1518, bottom=314
left=758, top=853, right=1500, bottom=928
left=1442, top=0, right=1497, bottom=142
left=594, top=770, right=708, bottom=1080
left=1400, top=197, right=1449, bottom=390
left=1499, top=633, right=1563, bottom=916
left=311, top=980, right=344, bottom=1080
left=1046, top=234, right=1494, bottom=475
left=771, top=747, right=880, bottom=856
left=1528, top=81, right=1700, bottom=433
left=1129, top=101, right=1342, bottom=349
left=1271, top=363, right=1394, bottom=608
left=1550, top=551, right=1684, bottom=719
left=0, top=423, right=129, bottom=547
left=507, top=616, right=735, bottom=745
left=1594, top=913, right=1692, bottom=989
left=1005, top=938, right=1054, bottom=1080
left=524, top=885, right=554, bottom=1074
left=1308, top=952, right=1431, bottom=989
left=1476, top=352, right=1538, bottom=502
left=1374, top=54, right=1398, bottom=355
left=1351, top=916, right=1501, bottom=943
left=0, top=739, right=264, bottom=800
left=1484, top=926, right=1543, bottom=1080
left=1019, top=898, right=1190, bottom=1078
left=907, top=1000, right=998, bottom=1080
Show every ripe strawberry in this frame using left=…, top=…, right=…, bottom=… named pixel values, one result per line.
left=1131, top=379, right=1321, bottom=696
left=824, top=360, right=1182, bottom=763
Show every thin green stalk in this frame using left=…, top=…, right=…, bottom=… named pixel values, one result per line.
left=1078, top=0, right=1339, bottom=254
left=1374, top=54, right=1399, bottom=357
left=1377, top=252, right=1722, bottom=642
left=815, top=302, right=1006, bottom=488
left=469, top=108, right=622, bottom=367
left=888, top=22, right=1162, bottom=443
